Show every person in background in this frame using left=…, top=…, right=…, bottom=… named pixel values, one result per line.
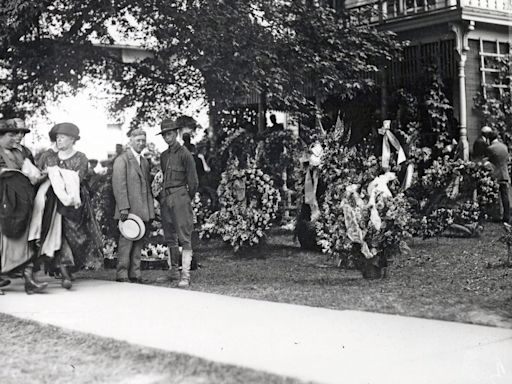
left=472, top=125, right=493, bottom=161
left=268, top=114, right=284, bottom=133
left=158, top=116, right=198, bottom=288
left=0, top=119, right=47, bottom=294
left=486, top=129, right=511, bottom=224
left=182, top=132, right=196, bottom=154
left=112, top=129, right=154, bottom=283
left=36, top=124, right=58, bottom=169
left=88, top=159, right=98, bottom=175
left=7, top=118, right=34, bottom=163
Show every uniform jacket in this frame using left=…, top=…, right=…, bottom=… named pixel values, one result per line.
left=487, top=140, right=510, bottom=183
left=112, top=149, right=155, bottom=221
left=160, top=143, right=198, bottom=198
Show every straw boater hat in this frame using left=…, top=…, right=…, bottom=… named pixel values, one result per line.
left=118, top=213, right=146, bottom=241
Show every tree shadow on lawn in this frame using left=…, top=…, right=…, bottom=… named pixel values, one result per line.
left=77, top=224, right=512, bottom=327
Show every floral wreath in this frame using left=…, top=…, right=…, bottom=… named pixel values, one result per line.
left=200, top=160, right=281, bottom=252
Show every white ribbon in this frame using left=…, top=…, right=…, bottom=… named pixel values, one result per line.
left=378, top=120, right=406, bottom=169
left=304, top=168, right=320, bottom=221
left=367, top=172, right=396, bottom=231
left=403, top=163, right=415, bottom=190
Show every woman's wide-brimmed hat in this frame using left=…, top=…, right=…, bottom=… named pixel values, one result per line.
left=118, top=213, right=146, bottom=241
left=52, top=122, right=80, bottom=140
left=0, top=118, right=30, bottom=134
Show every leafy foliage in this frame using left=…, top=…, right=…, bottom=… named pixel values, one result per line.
left=0, top=0, right=143, bottom=117
left=257, top=128, right=303, bottom=189
left=1, top=1, right=402, bottom=126
left=474, top=56, right=512, bottom=149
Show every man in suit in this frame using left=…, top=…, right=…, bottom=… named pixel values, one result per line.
left=486, top=129, right=511, bottom=223
left=472, top=125, right=492, bottom=160
left=158, top=117, right=198, bottom=288
left=113, top=129, right=155, bottom=283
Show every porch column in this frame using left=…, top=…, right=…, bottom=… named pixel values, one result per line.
left=450, top=20, right=475, bottom=161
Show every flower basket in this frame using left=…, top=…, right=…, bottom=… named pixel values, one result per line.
left=360, top=260, right=382, bottom=279
left=317, top=172, right=412, bottom=279
left=352, top=244, right=387, bottom=279
left=141, top=259, right=169, bottom=270
left=102, top=257, right=170, bottom=270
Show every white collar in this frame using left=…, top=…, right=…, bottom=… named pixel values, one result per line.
left=130, top=146, right=141, bottom=164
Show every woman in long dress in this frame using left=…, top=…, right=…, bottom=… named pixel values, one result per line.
left=37, top=123, right=103, bottom=289
left=0, top=119, right=48, bottom=294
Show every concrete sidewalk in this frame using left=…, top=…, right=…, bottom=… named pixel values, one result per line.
left=1, top=278, right=511, bottom=384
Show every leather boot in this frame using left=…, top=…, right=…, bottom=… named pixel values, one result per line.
left=178, top=250, right=192, bottom=288
left=24, top=264, right=48, bottom=294
left=60, top=265, right=72, bottom=290
left=169, top=246, right=181, bottom=268
left=0, top=276, right=11, bottom=288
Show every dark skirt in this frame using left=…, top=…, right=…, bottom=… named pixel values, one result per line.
left=41, top=185, right=104, bottom=270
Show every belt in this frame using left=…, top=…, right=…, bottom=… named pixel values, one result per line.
left=164, top=185, right=187, bottom=196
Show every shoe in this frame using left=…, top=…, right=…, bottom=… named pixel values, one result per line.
left=59, top=265, right=73, bottom=290
left=129, top=278, right=145, bottom=284
left=23, top=265, right=48, bottom=295
left=61, top=279, right=72, bottom=290
left=116, top=278, right=130, bottom=283
left=0, top=277, right=11, bottom=288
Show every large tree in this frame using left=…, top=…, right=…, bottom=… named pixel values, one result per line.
left=0, top=0, right=140, bottom=118
left=1, top=0, right=402, bottom=127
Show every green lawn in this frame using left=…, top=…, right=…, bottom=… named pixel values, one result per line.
left=81, top=222, right=512, bottom=328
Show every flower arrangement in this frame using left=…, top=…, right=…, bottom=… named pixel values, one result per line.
left=151, top=170, right=164, bottom=198
left=200, top=159, right=281, bottom=252
left=410, top=157, right=499, bottom=238
left=317, top=173, right=412, bottom=276
left=191, top=191, right=214, bottom=228
left=102, top=236, right=118, bottom=260
left=141, top=243, right=169, bottom=261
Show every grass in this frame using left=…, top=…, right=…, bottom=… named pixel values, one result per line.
left=80, top=222, right=512, bottom=328
left=3, top=222, right=512, bottom=383
left=0, top=313, right=306, bottom=384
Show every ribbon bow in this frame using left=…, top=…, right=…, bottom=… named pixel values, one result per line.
left=378, top=120, right=406, bottom=169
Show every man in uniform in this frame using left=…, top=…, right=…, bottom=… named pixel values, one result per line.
left=158, top=117, right=198, bottom=288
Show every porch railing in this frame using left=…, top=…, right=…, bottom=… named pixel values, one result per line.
left=346, top=0, right=512, bottom=24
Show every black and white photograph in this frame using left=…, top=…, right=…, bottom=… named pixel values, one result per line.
left=0, top=1, right=511, bottom=383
